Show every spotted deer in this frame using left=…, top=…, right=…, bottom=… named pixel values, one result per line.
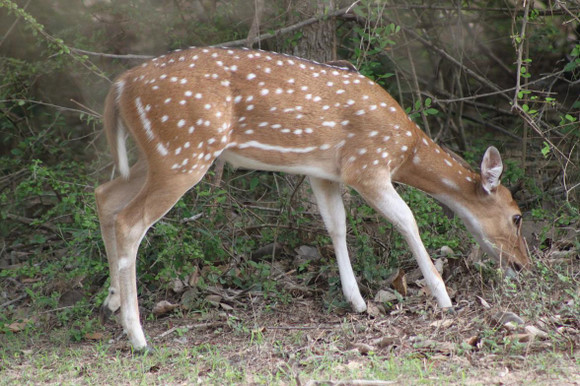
left=95, top=46, right=531, bottom=350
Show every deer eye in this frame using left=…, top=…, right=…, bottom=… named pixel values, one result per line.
left=512, top=215, right=522, bottom=227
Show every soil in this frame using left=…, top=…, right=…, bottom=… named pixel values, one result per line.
left=96, top=262, right=578, bottom=385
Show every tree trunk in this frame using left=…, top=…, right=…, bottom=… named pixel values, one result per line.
left=283, top=0, right=336, bottom=62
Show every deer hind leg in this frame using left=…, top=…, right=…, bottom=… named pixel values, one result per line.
left=95, top=159, right=148, bottom=322
left=96, top=158, right=206, bottom=350
left=309, top=177, right=366, bottom=312
left=113, top=168, right=207, bottom=351
left=347, top=172, right=452, bottom=309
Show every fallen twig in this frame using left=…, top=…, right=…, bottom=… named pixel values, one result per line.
left=154, top=322, right=224, bottom=340
left=0, top=294, right=28, bottom=308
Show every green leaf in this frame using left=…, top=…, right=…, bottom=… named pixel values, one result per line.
left=541, top=141, right=550, bottom=157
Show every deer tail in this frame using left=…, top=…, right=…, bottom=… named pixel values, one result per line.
left=104, top=81, right=130, bottom=179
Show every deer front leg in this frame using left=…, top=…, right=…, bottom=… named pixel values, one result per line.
left=348, top=172, right=452, bottom=309
left=309, top=177, right=367, bottom=313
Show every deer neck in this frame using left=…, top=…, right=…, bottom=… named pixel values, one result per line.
left=394, top=134, right=482, bottom=220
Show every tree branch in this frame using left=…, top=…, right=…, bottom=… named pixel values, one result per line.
left=512, top=0, right=531, bottom=110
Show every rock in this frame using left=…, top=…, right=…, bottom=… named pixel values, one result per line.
left=525, top=325, right=549, bottom=339
left=58, top=290, right=84, bottom=307
left=170, top=278, right=185, bottom=293
left=180, top=288, right=199, bottom=310
left=205, top=294, right=222, bottom=306
left=503, top=321, right=519, bottom=331
left=295, top=245, right=320, bottom=260
left=434, top=258, right=446, bottom=274
left=152, top=300, right=179, bottom=316
left=251, top=242, right=283, bottom=260
left=374, top=289, right=398, bottom=303
left=440, top=246, right=454, bottom=257
left=370, top=336, right=398, bottom=347
left=494, top=311, right=524, bottom=326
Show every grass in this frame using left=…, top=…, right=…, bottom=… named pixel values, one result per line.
left=0, top=282, right=577, bottom=386
left=0, top=337, right=576, bottom=385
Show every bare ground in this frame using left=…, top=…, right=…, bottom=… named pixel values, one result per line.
left=1, top=242, right=578, bottom=385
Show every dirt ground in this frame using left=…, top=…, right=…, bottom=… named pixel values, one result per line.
left=98, top=264, right=578, bottom=385
left=2, top=240, right=578, bottom=384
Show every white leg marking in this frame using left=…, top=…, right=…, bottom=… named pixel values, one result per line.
left=117, top=222, right=151, bottom=350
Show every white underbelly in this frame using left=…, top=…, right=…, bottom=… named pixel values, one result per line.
left=219, top=150, right=341, bottom=182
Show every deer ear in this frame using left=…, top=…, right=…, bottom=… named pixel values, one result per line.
left=480, top=146, right=503, bottom=194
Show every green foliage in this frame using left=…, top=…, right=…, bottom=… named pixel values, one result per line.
left=0, top=0, right=577, bottom=352
left=564, top=44, right=580, bottom=73
left=345, top=186, right=465, bottom=288
left=406, top=97, right=439, bottom=121
left=399, top=187, right=463, bottom=251
left=0, top=151, right=106, bottom=338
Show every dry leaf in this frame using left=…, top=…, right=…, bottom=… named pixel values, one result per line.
left=7, top=319, right=30, bottom=333
left=371, top=336, right=398, bottom=347
left=525, top=325, right=548, bottom=339
left=350, top=342, right=375, bottom=355
left=476, top=295, right=491, bottom=309
left=252, top=327, right=266, bottom=335
left=366, top=301, right=382, bottom=317
left=8, top=322, right=25, bottom=333
left=413, top=339, right=455, bottom=354
left=506, top=333, right=533, bottom=342
left=392, top=269, right=408, bottom=296
left=188, top=267, right=200, bottom=287
left=464, top=335, right=480, bottom=347
left=21, top=278, right=40, bottom=284
left=152, top=300, right=179, bottom=316
left=434, top=258, right=446, bottom=274
left=84, top=332, right=104, bottom=340
left=429, top=319, right=454, bottom=329
left=498, top=367, right=510, bottom=377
